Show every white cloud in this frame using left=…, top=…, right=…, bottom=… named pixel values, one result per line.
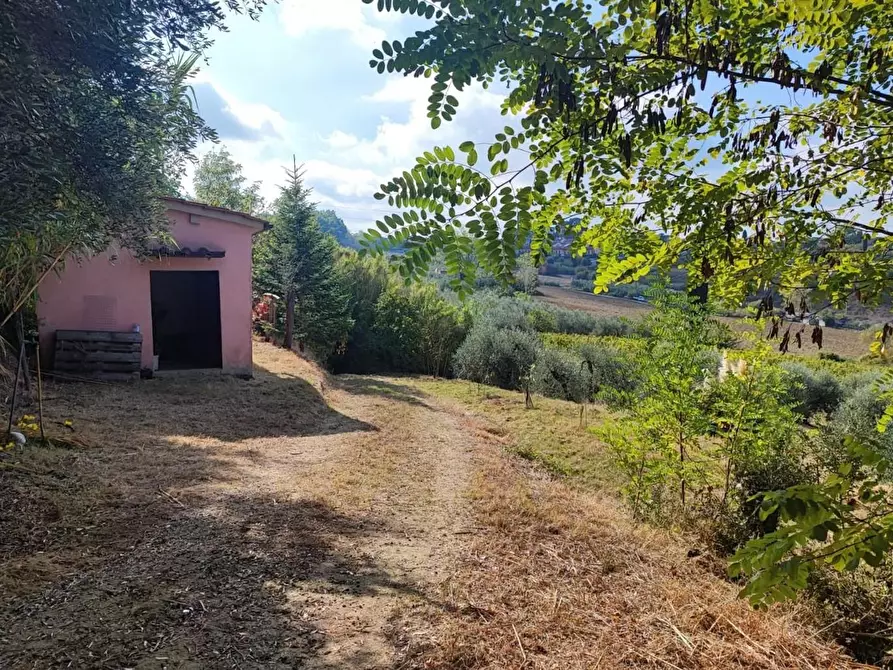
left=183, top=71, right=515, bottom=232
left=362, top=76, right=429, bottom=103
left=190, top=72, right=290, bottom=138
left=323, top=129, right=359, bottom=150
left=302, top=160, right=387, bottom=199
left=340, top=75, right=505, bottom=168
left=280, top=0, right=397, bottom=49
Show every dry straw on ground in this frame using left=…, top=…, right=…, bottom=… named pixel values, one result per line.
left=397, top=428, right=871, bottom=669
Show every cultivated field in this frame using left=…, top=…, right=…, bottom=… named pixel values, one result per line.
left=536, top=285, right=875, bottom=360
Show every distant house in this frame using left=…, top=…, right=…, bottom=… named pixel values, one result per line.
left=38, top=197, right=269, bottom=377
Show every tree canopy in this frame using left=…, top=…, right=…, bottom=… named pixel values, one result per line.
left=255, top=167, right=353, bottom=357
left=362, top=0, right=893, bottom=309
left=193, top=148, right=266, bottom=215
left=0, top=0, right=266, bottom=327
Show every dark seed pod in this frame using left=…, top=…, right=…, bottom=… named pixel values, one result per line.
left=779, top=327, right=791, bottom=354
left=812, top=325, right=824, bottom=350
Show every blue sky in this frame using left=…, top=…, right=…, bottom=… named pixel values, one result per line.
left=186, top=3, right=854, bottom=235
left=186, top=0, right=507, bottom=231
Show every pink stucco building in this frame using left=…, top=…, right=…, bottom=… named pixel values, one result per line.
left=38, top=197, right=269, bottom=377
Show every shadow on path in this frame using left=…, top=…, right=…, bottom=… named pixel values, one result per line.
left=335, top=376, right=436, bottom=410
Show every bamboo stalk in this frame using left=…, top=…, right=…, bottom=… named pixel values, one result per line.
left=6, top=338, right=24, bottom=435
left=0, top=242, right=72, bottom=332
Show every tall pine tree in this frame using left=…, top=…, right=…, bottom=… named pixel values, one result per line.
left=258, top=165, right=352, bottom=359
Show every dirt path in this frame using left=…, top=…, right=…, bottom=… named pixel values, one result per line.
left=0, top=344, right=480, bottom=669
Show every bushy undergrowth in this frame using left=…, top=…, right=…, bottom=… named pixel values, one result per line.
left=449, top=291, right=643, bottom=396
left=780, top=362, right=845, bottom=418
left=468, top=292, right=636, bottom=337
left=807, top=564, right=893, bottom=666
left=529, top=347, right=590, bottom=402
left=813, top=384, right=893, bottom=467
left=452, top=325, right=540, bottom=390
left=332, top=254, right=468, bottom=375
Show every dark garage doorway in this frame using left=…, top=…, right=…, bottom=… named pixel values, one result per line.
left=150, top=271, right=222, bottom=370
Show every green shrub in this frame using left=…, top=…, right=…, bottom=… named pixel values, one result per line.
left=530, top=347, right=589, bottom=402
left=815, top=385, right=893, bottom=466
left=333, top=256, right=466, bottom=375
left=468, top=293, right=531, bottom=331
left=781, top=362, right=844, bottom=417
left=807, top=564, right=893, bottom=666
left=376, top=284, right=467, bottom=377
left=840, top=370, right=884, bottom=396
left=526, top=306, right=559, bottom=333
left=702, top=318, right=738, bottom=349
left=710, top=439, right=815, bottom=554
left=469, top=292, right=634, bottom=337
left=576, top=342, right=641, bottom=405
left=559, top=311, right=634, bottom=337
left=452, top=325, right=540, bottom=390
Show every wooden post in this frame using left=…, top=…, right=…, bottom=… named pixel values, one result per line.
left=6, top=333, right=23, bottom=435
left=36, top=337, right=45, bottom=441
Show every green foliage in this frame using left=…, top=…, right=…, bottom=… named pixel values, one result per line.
left=815, top=385, right=893, bottom=467
left=530, top=348, right=590, bottom=403
left=363, top=0, right=893, bottom=312
left=599, top=296, right=803, bottom=542
left=2, top=1, right=265, bottom=326
left=256, top=166, right=352, bottom=360
left=598, top=294, right=719, bottom=520
left=780, top=362, right=845, bottom=418
left=467, top=292, right=635, bottom=337
left=526, top=306, right=558, bottom=333
left=576, top=342, right=641, bottom=406
left=557, top=310, right=636, bottom=338
left=730, top=439, right=893, bottom=609
left=332, top=253, right=467, bottom=376
left=466, top=293, right=531, bottom=331
left=541, top=332, right=647, bottom=357
left=704, top=347, right=810, bottom=552
left=807, top=564, right=893, bottom=666
left=316, top=210, right=359, bottom=249
left=193, top=148, right=265, bottom=215
left=332, top=253, right=391, bottom=373
left=372, top=283, right=468, bottom=376
left=513, top=254, right=539, bottom=294
left=452, top=324, right=540, bottom=390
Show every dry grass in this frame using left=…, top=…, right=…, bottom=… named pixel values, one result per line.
left=401, top=453, right=869, bottom=669
left=536, top=284, right=873, bottom=360
left=0, top=341, right=488, bottom=669
left=400, top=381, right=871, bottom=669
left=412, top=378, right=619, bottom=490
left=0, top=340, right=874, bottom=668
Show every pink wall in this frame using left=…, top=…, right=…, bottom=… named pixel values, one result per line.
left=38, top=209, right=259, bottom=375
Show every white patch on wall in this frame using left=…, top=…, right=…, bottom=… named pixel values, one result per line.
left=82, top=295, right=118, bottom=330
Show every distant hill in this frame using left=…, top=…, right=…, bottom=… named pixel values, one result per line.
left=316, top=209, right=358, bottom=249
